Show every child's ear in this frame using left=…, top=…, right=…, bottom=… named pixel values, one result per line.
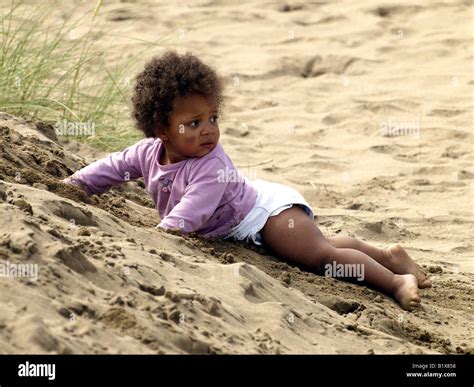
left=156, top=133, right=167, bottom=141
left=155, top=127, right=168, bottom=141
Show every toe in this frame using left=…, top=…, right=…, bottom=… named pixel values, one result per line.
left=419, top=279, right=432, bottom=289
left=417, top=273, right=432, bottom=288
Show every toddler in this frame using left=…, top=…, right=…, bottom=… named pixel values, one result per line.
left=64, top=51, right=431, bottom=310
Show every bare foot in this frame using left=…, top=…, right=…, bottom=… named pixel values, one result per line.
left=392, top=274, right=421, bottom=311
left=384, top=244, right=432, bottom=289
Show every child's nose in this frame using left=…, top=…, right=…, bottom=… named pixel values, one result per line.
left=201, top=122, right=215, bottom=135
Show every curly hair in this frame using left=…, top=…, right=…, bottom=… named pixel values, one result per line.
left=131, top=51, right=225, bottom=138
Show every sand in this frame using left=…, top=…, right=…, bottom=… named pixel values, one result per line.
left=0, top=0, right=472, bottom=354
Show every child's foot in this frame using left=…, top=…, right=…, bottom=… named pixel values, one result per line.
left=384, top=244, right=432, bottom=289
left=392, top=274, right=421, bottom=311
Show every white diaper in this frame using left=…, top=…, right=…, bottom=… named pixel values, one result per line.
left=222, top=179, right=315, bottom=246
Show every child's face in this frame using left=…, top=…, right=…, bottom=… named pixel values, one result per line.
left=157, top=93, right=220, bottom=163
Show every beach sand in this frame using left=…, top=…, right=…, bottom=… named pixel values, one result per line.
left=0, top=0, right=472, bottom=354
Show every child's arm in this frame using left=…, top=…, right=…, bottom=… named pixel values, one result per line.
left=157, top=157, right=228, bottom=234
left=64, top=140, right=149, bottom=195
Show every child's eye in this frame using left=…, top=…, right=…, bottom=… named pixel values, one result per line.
left=187, top=120, right=199, bottom=128
left=210, top=115, right=219, bottom=124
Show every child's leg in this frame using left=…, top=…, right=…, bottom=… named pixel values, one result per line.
left=321, top=246, right=421, bottom=310
left=260, top=206, right=421, bottom=310
left=326, top=235, right=431, bottom=288
left=326, top=235, right=387, bottom=263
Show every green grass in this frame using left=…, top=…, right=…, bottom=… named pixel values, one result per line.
left=0, top=0, right=203, bottom=151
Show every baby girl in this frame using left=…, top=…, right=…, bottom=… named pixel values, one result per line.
left=63, top=51, right=431, bottom=310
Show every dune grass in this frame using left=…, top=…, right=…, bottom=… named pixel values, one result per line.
left=0, top=0, right=191, bottom=151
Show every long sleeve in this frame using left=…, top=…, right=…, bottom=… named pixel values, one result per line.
left=158, top=157, right=228, bottom=233
left=67, top=139, right=148, bottom=195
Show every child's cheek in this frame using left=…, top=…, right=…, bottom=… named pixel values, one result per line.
left=184, top=136, right=197, bottom=146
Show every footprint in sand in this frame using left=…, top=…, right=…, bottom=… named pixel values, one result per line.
left=346, top=201, right=379, bottom=212
left=105, top=7, right=152, bottom=22
left=370, top=5, right=423, bottom=18
left=369, top=144, right=399, bottom=154
left=51, top=244, right=97, bottom=274
left=441, top=146, right=469, bottom=159
left=322, top=113, right=346, bottom=125
left=277, top=3, right=305, bottom=12
left=362, top=219, right=417, bottom=239
left=224, top=127, right=250, bottom=137
left=427, top=108, right=464, bottom=118
left=301, top=55, right=357, bottom=78
left=44, top=200, right=98, bottom=227
left=318, top=295, right=363, bottom=315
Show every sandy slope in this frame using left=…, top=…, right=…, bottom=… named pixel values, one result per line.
left=0, top=111, right=472, bottom=354
left=0, top=0, right=472, bottom=353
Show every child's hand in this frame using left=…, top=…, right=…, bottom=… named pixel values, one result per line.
left=62, top=176, right=79, bottom=187
left=61, top=174, right=87, bottom=194
left=156, top=225, right=184, bottom=236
